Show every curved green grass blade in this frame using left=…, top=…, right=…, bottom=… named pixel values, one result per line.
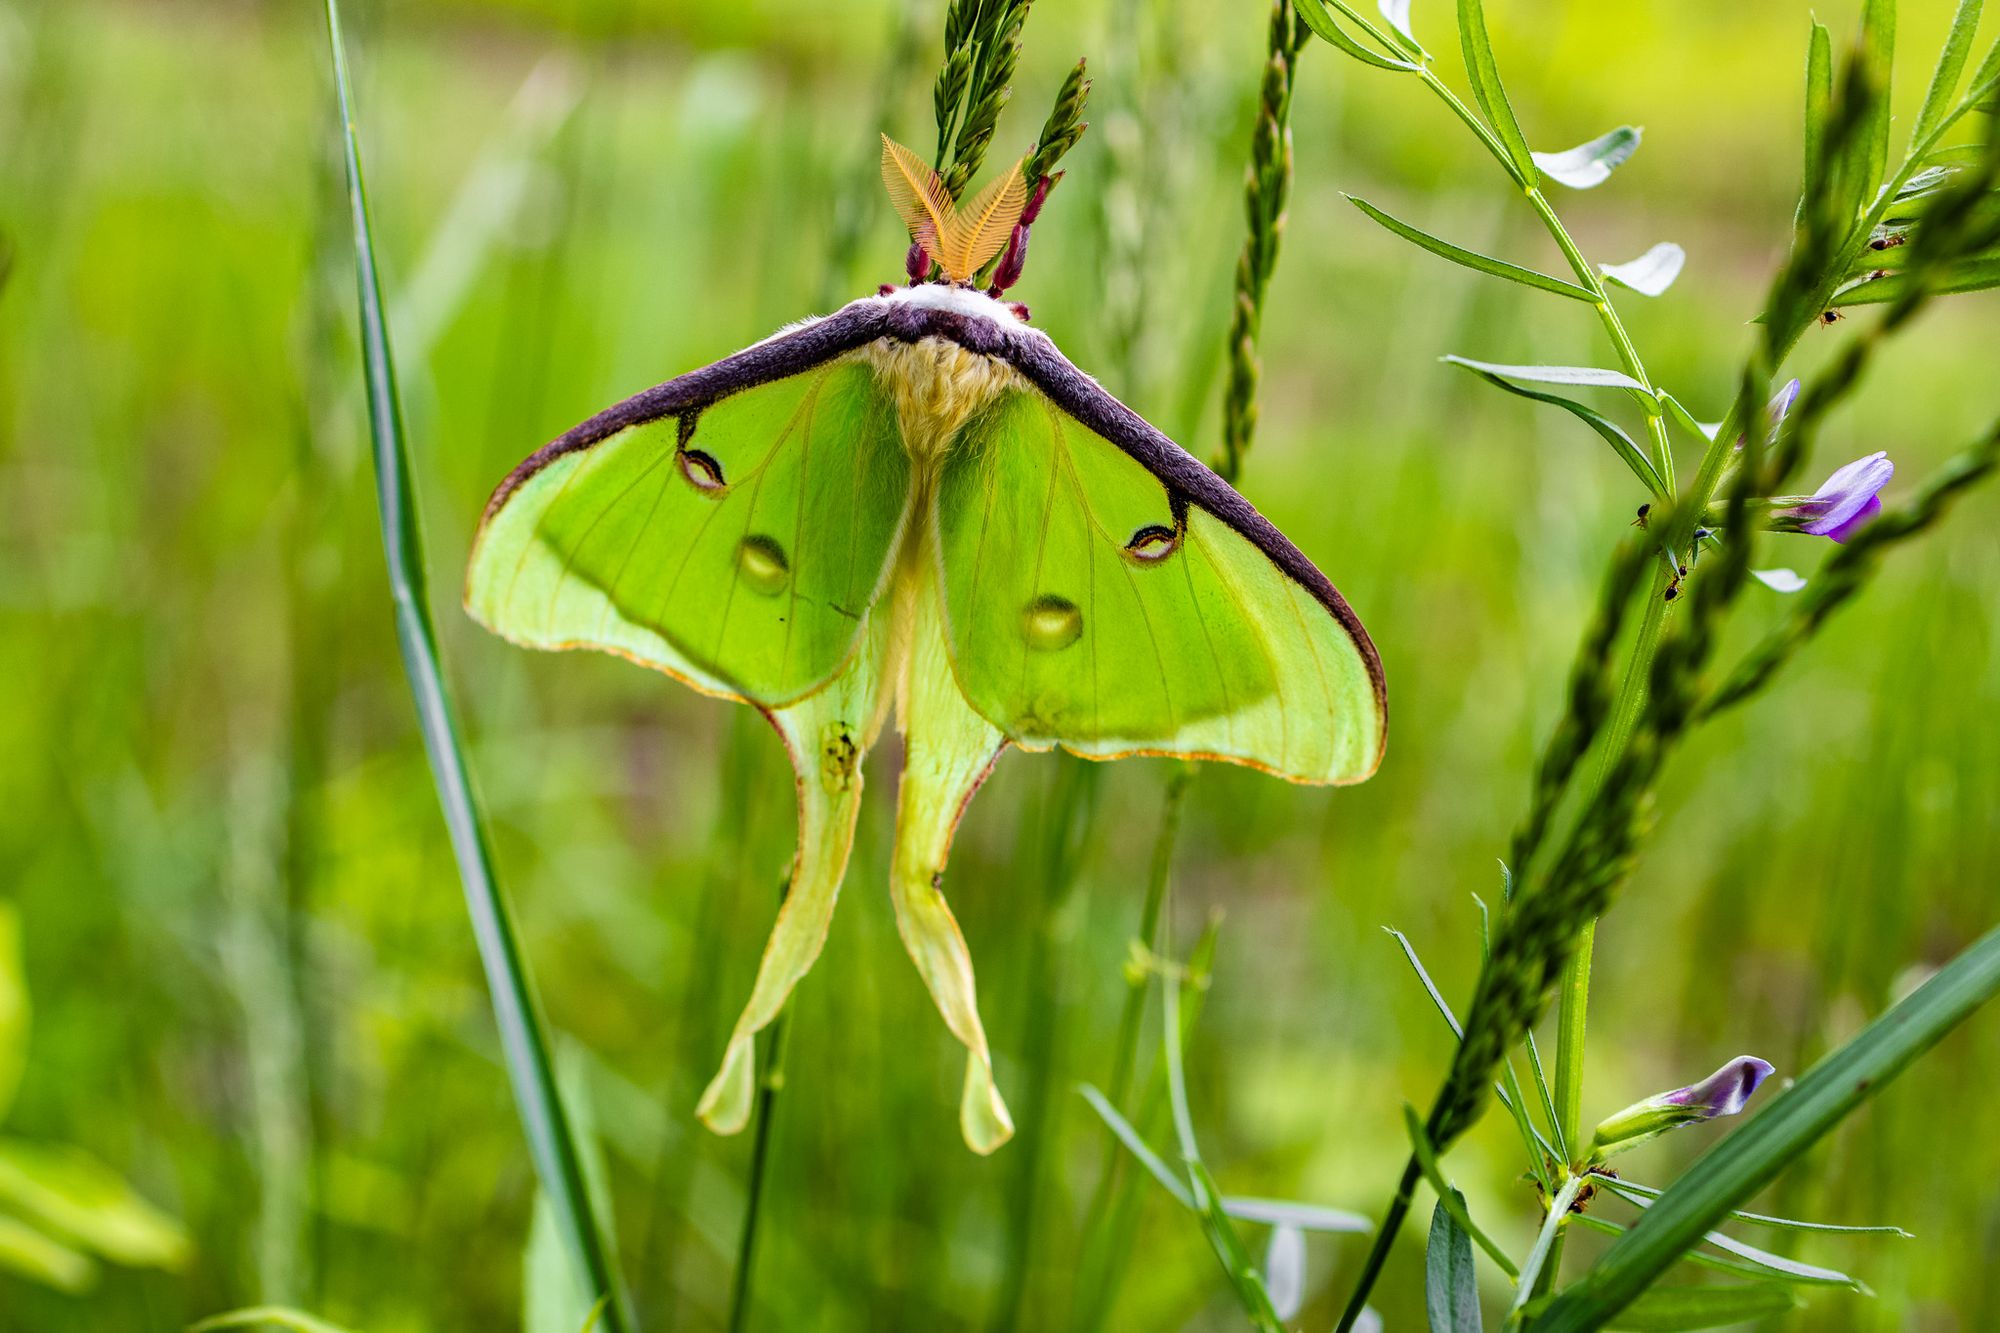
left=1348, top=196, right=1595, bottom=300
left=322, top=5, right=631, bottom=1329
left=1530, top=922, right=2000, bottom=1332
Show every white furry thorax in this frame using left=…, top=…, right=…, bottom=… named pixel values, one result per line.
left=862, top=286, right=1027, bottom=462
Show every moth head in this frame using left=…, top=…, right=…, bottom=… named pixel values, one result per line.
left=880, top=134, right=1030, bottom=288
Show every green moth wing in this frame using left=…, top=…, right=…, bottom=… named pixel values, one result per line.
left=932, top=381, right=1385, bottom=784
left=467, top=351, right=909, bottom=708
left=465, top=290, right=1385, bottom=1156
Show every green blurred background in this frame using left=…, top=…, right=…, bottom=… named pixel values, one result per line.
left=2, top=0, right=1996, bottom=1327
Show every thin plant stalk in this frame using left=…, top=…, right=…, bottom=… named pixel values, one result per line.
left=323, top=4, right=631, bottom=1328
left=1070, top=767, right=1191, bottom=1331
left=727, top=882, right=793, bottom=1333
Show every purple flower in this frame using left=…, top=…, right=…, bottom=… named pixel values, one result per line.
left=1661, top=1055, right=1775, bottom=1117
left=1589, top=1055, right=1777, bottom=1161
left=1735, top=379, right=1801, bottom=450
left=1792, top=452, right=1893, bottom=543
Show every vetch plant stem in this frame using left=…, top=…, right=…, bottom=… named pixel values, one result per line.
left=323, top=5, right=631, bottom=1329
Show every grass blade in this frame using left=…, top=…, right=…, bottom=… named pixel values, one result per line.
left=1078, top=1083, right=1193, bottom=1209
left=1348, top=196, right=1595, bottom=299
left=1455, top=0, right=1537, bottom=183
left=322, top=5, right=630, bottom=1329
left=1530, top=923, right=2000, bottom=1331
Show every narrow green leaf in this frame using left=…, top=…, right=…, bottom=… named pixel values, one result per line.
left=321, top=6, right=631, bottom=1330
left=1593, top=1180, right=1863, bottom=1289
left=1386, top=928, right=1465, bottom=1037
left=1349, top=196, right=1595, bottom=299
left=1912, top=0, right=1983, bottom=146
left=1223, top=1196, right=1372, bottom=1233
left=1533, top=126, right=1642, bottom=189
left=1531, top=923, right=2000, bottom=1332
left=1602, top=1284, right=1802, bottom=1331
left=1803, top=21, right=1833, bottom=195
left=191, top=1309, right=363, bottom=1333
left=1456, top=0, right=1538, bottom=183
left=1078, top=1084, right=1193, bottom=1209
left=1522, top=1033, right=1565, bottom=1159
left=1659, top=392, right=1719, bottom=444
left=1600, top=242, right=1686, bottom=297
left=1294, top=0, right=1419, bottom=71
left=1830, top=254, right=2000, bottom=305
left=1857, top=0, right=1898, bottom=212
left=1441, top=356, right=1648, bottom=392
left=1444, top=360, right=1668, bottom=497
left=1599, top=1178, right=1911, bottom=1237
left=1404, top=1106, right=1520, bottom=1278
left=1425, top=1195, right=1482, bottom=1332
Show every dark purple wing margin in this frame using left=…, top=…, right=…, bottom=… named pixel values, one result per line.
left=983, top=316, right=1388, bottom=744
left=479, top=301, right=894, bottom=522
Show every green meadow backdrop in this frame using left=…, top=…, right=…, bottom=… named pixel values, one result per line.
left=1, top=0, right=1996, bottom=1327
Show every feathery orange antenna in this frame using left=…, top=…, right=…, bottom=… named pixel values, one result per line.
left=879, top=134, right=1027, bottom=285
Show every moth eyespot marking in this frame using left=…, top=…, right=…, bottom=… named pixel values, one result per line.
left=1124, top=524, right=1180, bottom=563
left=679, top=448, right=726, bottom=492
left=735, top=534, right=790, bottom=594
left=1021, top=594, right=1082, bottom=651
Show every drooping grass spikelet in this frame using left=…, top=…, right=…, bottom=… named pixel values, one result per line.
left=1216, top=0, right=1307, bottom=483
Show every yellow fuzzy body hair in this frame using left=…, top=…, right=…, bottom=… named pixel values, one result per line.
left=863, top=336, right=1024, bottom=464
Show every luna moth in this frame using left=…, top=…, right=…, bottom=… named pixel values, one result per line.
left=465, top=137, right=1385, bottom=1154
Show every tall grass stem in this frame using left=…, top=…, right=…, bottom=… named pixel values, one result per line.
left=323, top=5, right=631, bottom=1328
